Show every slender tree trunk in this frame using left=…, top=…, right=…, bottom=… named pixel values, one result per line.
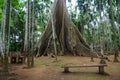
left=31, top=0, right=35, bottom=67
left=24, top=0, right=35, bottom=67
left=0, top=0, right=6, bottom=67
left=24, top=0, right=31, bottom=67
left=99, top=12, right=104, bottom=56
left=109, top=0, right=119, bottom=62
left=2, top=0, right=11, bottom=74
left=24, top=1, right=29, bottom=53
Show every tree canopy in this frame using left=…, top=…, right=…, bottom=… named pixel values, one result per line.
left=0, top=0, right=119, bottom=56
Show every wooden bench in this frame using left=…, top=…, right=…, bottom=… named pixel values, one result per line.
left=62, top=64, right=107, bottom=74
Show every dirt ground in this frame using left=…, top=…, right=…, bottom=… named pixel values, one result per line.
left=1, top=55, right=120, bottom=80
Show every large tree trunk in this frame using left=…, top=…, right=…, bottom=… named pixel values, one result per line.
left=36, top=0, right=90, bottom=56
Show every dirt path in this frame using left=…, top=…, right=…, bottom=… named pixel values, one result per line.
left=8, top=55, right=120, bottom=80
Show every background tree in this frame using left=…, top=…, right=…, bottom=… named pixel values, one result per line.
left=1, top=0, right=11, bottom=74
left=109, top=0, right=119, bottom=62
left=0, top=0, right=119, bottom=63
left=24, top=0, right=33, bottom=67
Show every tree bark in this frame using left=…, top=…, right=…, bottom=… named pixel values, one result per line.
left=109, top=0, right=119, bottom=62
left=24, top=0, right=35, bottom=67
left=24, top=0, right=32, bottom=67
left=31, top=0, right=35, bottom=67
left=2, top=0, right=11, bottom=74
left=36, top=0, right=90, bottom=56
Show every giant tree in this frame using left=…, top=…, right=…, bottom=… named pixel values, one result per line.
left=36, top=0, right=90, bottom=56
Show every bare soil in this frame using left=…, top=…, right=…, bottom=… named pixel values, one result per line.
left=1, top=55, right=120, bottom=80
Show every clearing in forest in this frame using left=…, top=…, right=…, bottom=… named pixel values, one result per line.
left=1, top=55, right=120, bottom=80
